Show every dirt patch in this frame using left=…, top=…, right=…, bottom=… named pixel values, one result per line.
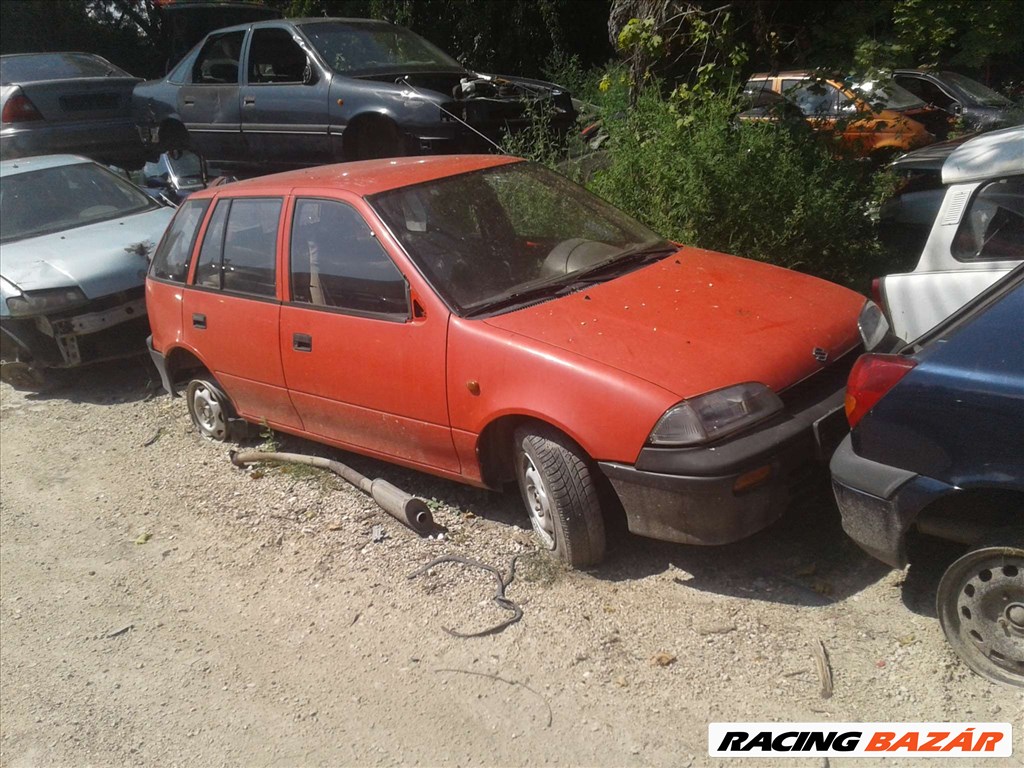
left=1, top=359, right=1021, bottom=767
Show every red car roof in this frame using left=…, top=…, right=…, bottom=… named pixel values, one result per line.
left=198, top=155, right=522, bottom=198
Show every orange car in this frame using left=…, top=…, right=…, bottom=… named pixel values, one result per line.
left=745, top=71, right=938, bottom=160
left=145, top=155, right=883, bottom=567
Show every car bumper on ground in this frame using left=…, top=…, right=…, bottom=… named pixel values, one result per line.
left=1, top=118, right=146, bottom=166
left=598, top=386, right=850, bottom=546
left=147, top=336, right=175, bottom=395
left=829, top=435, right=952, bottom=568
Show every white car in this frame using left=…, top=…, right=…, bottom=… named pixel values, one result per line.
left=877, top=125, right=1023, bottom=343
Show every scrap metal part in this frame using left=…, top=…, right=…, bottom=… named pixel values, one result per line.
left=228, top=449, right=434, bottom=535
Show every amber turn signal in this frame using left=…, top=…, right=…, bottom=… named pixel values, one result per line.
left=733, top=465, right=772, bottom=494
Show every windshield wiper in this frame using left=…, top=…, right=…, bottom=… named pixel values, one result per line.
left=463, top=243, right=677, bottom=318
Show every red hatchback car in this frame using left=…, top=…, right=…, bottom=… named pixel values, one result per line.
left=146, top=155, right=883, bottom=567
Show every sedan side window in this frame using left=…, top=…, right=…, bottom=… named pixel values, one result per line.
left=896, top=75, right=955, bottom=111
left=248, top=28, right=311, bottom=84
left=290, top=199, right=408, bottom=319
left=192, top=31, right=244, bottom=84
left=150, top=199, right=210, bottom=283
left=952, top=177, right=1024, bottom=263
left=194, top=198, right=281, bottom=297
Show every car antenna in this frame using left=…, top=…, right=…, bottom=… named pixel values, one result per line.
left=399, top=76, right=508, bottom=154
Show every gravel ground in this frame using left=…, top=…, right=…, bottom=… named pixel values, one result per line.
left=1, top=357, right=1021, bottom=768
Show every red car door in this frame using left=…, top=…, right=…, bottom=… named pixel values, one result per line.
left=279, top=195, right=459, bottom=472
left=183, top=195, right=303, bottom=430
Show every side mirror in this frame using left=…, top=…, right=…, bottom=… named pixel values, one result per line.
left=951, top=102, right=963, bottom=116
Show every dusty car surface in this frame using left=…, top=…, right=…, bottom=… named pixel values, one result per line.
left=744, top=71, right=935, bottom=160
left=0, top=52, right=147, bottom=169
left=831, top=265, right=1024, bottom=686
left=0, top=154, right=175, bottom=389
left=146, top=155, right=876, bottom=567
left=876, top=125, right=1023, bottom=343
left=133, top=18, right=576, bottom=172
left=893, top=68, right=1024, bottom=135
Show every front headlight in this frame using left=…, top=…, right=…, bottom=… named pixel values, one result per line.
left=647, top=382, right=783, bottom=446
left=858, top=300, right=890, bottom=351
left=5, top=287, right=89, bottom=317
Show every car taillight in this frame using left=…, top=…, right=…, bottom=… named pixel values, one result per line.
left=2, top=92, right=43, bottom=123
left=870, top=278, right=883, bottom=308
left=844, top=354, right=917, bottom=428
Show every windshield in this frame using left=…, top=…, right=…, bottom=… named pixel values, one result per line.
left=942, top=72, right=1014, bottom=107
left=300, top=21, right=463, bottom=75
left=1, top=162, right=157, bottom=243
left=0, top=53, right=130, bottom=84
left=853, top=79, right=926, bottom=111
left=370, top=163, right=673, bottom=315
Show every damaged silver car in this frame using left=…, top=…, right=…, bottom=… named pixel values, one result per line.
left=132, top=18, right=576, bottom=172
left=0, top=154, right=174, bottom=389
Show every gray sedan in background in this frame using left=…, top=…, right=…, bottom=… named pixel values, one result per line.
left=132, top=18, right=577, bottom=173
left=1, top=52, right=148, bottom=169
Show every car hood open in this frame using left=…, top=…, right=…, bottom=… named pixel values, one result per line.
left=484, top=248, right=865, bottom=399
left=1, top=207, right=175, bottom=299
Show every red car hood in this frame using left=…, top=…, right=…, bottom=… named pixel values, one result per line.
left=484, top=248, right=864, bottom=398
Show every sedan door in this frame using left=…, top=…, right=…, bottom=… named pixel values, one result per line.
left=239, top=26, right=332, bottom=166
left=279, top=196, right=460, bottom=473
left=176, top=30, right=247, bottom=163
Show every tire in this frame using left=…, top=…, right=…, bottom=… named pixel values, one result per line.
left=345, top=118, right=405, bottom=161
left=513, top=424, right=606, bottom=568
left=160, top=122, right=190, bottom=154
left=936, top=530, right=1024, bottom=686
left=185, top=376, right=233, bottom=442
left=0, top=359, right=68, bottom=392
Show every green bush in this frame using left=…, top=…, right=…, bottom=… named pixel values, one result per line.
left=510, top=63, right=897, bottom=289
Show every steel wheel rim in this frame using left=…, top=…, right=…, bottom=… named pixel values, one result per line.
left=521, top=452, right=555, bottom=550
left=939, top=547, right=1024, bottom=685
left=191, top=384, right=226, bottom=440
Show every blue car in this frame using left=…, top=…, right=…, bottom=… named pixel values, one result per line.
left=1, top=154, right=175, bottom=389
left=831, top=264, right=1024, bottom=686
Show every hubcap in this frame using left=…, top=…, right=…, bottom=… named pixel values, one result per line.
left=521, top=453, right=555, bottom=550
left=940, top=549, right=1024, bottom=684
left=191, top=384, right=226, bottom=440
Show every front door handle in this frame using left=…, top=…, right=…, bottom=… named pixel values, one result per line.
left=243, top=96, right=256, bottom=106
left=293, top=333, right=312, bottom=352
left=192, top=313, right=206, bottom=329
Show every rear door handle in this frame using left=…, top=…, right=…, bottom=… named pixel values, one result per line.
left=293, top=333, right=312, bottom=352
left=192, top=313, right=206, bottom=329
left=183, top=98, right=195, bottom=106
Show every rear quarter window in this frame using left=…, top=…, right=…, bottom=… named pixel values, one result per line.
left=952, top=176, right=1024, bottom=263
left=149, top=199, right=211, bottom=282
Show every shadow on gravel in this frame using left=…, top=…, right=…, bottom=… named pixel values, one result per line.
left=897, top=535, right=967, bottom=619
left=594, top=479, right=892, bottom=607
left=16, top=355, right=158, bottom=406
left=212, top=427, right=891, bottom=606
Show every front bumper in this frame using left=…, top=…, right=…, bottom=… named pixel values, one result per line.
left=598, top=386, right=850, bottom=546
left=829, top=435, right=951, bottom=568
left=0, top=295, right=148, bottom=369
left=1, top=118, right=146, bottom=167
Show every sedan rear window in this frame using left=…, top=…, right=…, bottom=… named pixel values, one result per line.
left=0, top=53, right=130, bottom=84
left=0, top=162, right=158, bottom=244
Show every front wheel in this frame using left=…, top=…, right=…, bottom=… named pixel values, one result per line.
left=185, top=376, right=233, bottom=441
left=513, top=425, right=606, bottom=568
left=936, top=532, right=1024, bottom=686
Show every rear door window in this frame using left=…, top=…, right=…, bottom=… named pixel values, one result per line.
left=194, top=197, right=282, bottom=297
left=192, top=31, right=245, bottom=84
left=290, top=198, right=408, bottom=319
left=150, top=199, right=210, bottom=283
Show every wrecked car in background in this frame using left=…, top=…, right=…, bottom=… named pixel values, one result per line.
left=133, top=18, right=576, bottom=172
left=832, top=264, right=1024, bottom=686
left=893, top=69, right=1024, bottom=136
left=0, top=154, right=174, bottom=389
left=1, top=52, right=148, bottom=170
left=146, top=155, right=879, bottom=568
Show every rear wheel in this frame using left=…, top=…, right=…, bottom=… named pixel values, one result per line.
left=936, top=531, right=1024, bottom=686
left=185, top=376, right=233, bottom=441
left=513, top=425, right=606, bottom=568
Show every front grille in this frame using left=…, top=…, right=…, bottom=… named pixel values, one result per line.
left=60, top=93, right=122, bottom=112
left=778, top=346, right=861, bottom=411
